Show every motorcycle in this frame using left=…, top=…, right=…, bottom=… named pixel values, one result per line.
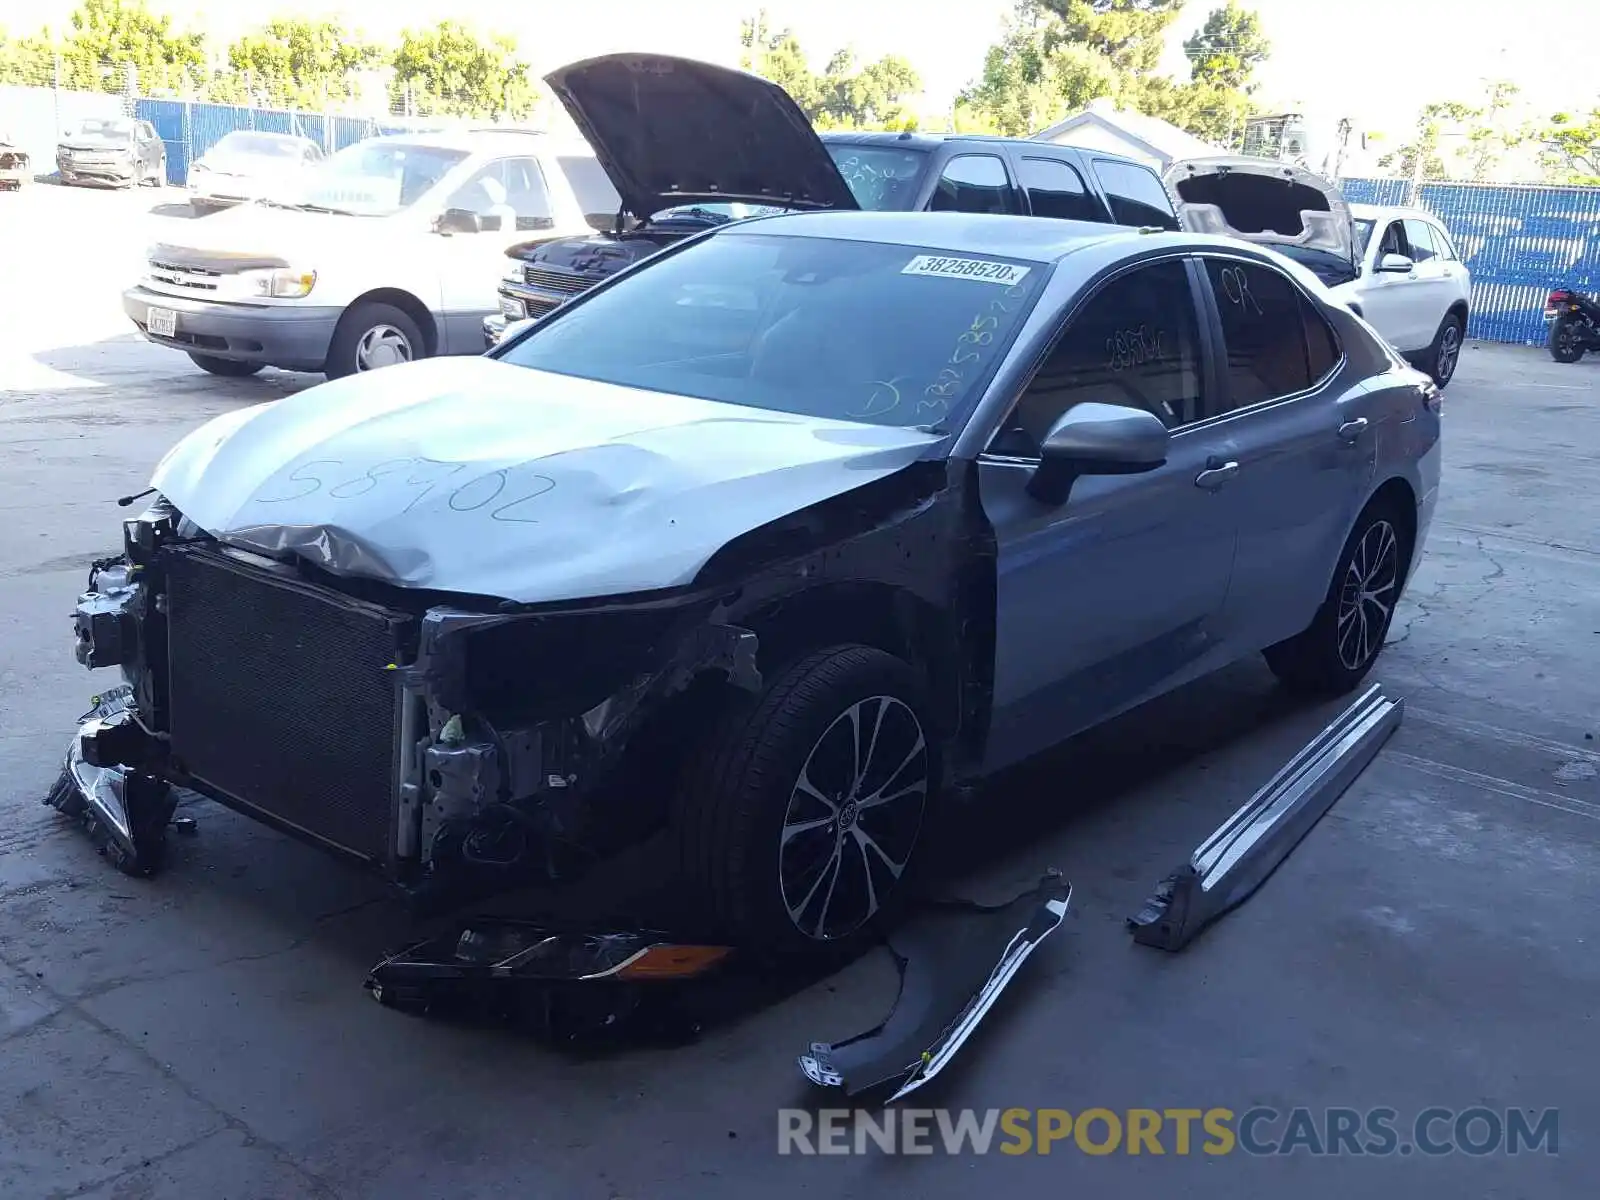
left=1544, top=287, right=1600, bottom=363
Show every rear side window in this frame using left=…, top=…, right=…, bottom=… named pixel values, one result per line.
left=1018, top=156, right=1103, bottom=222
left=1202, top=259, right=1323, bottom=412
left=1302, top=295, right=1341, bottom=381
left=1403, top=219, right=1438, bottom=263
left=929, top=154, right=1020, bottom=215
left=1092, top=160, right=1178, bottom=230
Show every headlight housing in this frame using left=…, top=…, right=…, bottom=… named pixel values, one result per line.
left=241, top=267, right=317, bottom=298
left=500, top=258, right=524, bottom=284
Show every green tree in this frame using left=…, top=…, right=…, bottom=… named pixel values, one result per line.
left=1461, top=79, right=1532, bottom=179
left=1184, top=2, right=1270, bottom=91
left=225, top=18, right=384, bottom=111
left=739, top=11, right=922, bottom=130
left=1378, top=100, right=1476, bottom=180
left=389, top=20, right=536, bottom=120
left=956, top=0, right=1120, bottom=136
left=0, top=25, right=59, bottom=87
left=54, top=0, right=206, bottom=95
left=1042, top=0, right=1186, bottom=73
left=1540, top=103, right=1600, bottom=184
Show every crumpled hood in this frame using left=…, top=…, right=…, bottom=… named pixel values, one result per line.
left=1164, top=156, right=1355, bottom=266
left=151, top=356, right=941, bottom=604
left=59, top=135, right=133, bottom=153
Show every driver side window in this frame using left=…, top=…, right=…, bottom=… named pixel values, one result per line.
left=988, top=259, right=1202, bottom=458
left=444, top=157, right=553, bottom=232
left=1375, top=220, right=1408, bottom=262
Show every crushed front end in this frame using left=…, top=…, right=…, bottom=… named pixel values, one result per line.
left=52, top=498, right=761, bottom=915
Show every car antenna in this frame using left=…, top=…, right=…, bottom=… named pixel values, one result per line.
left=117, top=486, right=157, bottom=507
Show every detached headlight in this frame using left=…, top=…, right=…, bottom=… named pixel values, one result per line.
left=500, top=257, right=524, bottom=284
left=243, top=267, right=317, bottom=298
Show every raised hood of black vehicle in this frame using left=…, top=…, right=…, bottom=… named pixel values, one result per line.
left=544, top=53, right=858, bottom=219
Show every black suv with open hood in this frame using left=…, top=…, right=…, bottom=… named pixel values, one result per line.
left=483, top=53, right=1180, bottom=346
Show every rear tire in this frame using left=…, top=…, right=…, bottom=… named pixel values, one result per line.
left=324, top=301, right=424, bottom=379
left=1426, top=312, right=1463, bottom=387
left=673, top=645, right=937, bottom=956
left=1264, top=497, right=1412, bottom=696
left=1548, top=315, right=1588, bottom=363
left=187, top=352, right=263, bottom=377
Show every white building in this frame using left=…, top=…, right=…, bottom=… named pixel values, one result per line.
left=1032, top=97, right=1222, bottom=171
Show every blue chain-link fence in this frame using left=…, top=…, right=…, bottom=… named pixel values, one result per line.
left=1341, top=176, right=1600, bottom=345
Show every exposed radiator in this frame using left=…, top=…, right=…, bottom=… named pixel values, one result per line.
left=162, top=547, right=413, bottom=865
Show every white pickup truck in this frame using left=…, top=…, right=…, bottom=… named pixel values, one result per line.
left=122, top=128, right=618, bottom=379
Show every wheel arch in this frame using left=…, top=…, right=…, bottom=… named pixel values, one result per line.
left=339, top=287, right=438, bottom=357
left=1446, top=297, right=1470, bottom=331
left=1365, top=475, right=1419, bottom=577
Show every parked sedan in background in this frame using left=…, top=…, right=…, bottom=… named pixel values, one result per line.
left=56, top=117, right=166, bottom=188
left=188, top=130, right=324, bottom=214
left=1166, top=158, right=1471, bottom=387
left=73, top=210, right=1439, bottom=949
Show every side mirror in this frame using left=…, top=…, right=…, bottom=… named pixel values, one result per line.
left=1377, top=253, right=1415, bottom=274
left=1026, top=402, right=1169, bottom=506
left=435, top=207, right=485, bottom=235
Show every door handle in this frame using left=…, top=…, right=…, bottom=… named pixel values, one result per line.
left=1337, top=417, right=1369, bottom=442
left=1194, top=461, right=1240, bottom=490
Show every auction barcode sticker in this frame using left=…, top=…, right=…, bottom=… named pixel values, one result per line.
left=901, top=255, right=1032, bottom=286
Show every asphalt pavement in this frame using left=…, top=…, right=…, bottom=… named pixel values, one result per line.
left=1, top=182, right=1597, bottom=1198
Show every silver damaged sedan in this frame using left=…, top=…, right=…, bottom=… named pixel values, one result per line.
left=64, top=210, right=1440, bottom=958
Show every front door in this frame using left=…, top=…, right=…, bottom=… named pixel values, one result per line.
left=434, top=156, right=559, bottom=352
left=1356, top=218, right=1426, bottom=351
left=1191, top=254, right=1377, bottom=649
left=980, top=257, right=1240, bottom=771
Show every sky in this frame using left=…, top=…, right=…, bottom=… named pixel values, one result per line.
left=21, top=0, right=1600, bottom=145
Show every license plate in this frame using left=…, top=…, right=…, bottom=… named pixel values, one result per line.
left=499, top=295, right=526, bottom=319
left=146, top=307, right=177, bottom=337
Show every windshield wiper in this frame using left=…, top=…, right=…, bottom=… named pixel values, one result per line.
left=259, top=199, right=371, bottom=216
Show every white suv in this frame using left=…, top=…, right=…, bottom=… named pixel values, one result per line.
left=1165, top=158, right=1472, bottom=387
left=123, top=129, right=616, bottom=379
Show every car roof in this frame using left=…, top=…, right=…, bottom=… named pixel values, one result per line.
left=359, top=129, right=594, bottom=156
left=724, top=209, right=1208, bottom=264
left=817, top=130, right=1153, bottom=170
left=1349, top=202, right=1440, bottom=222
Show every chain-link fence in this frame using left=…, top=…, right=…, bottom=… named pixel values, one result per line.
left=0, top=55, right=553, bottom=190
left=1334, top=170, right=1600, bottom=346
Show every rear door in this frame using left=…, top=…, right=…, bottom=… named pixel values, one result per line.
left=1403, top=218, right=1457, bottom=340
left=1011, top=152, right=1113, bottom=223
left=1089, top=158, right=1180, bottom=230
left=1190, top=253, right=1374, bottom=650
left=979, top=256, right=1239, bottom=770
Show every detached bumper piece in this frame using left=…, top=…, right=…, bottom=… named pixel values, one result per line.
left=1128, top=683, right=1403, bottom=952
left=364, top=923, right=732, bottom=1041
left=43, top=686, right=177, bottom=877
left=798, top=871, right=1071, bottom=1103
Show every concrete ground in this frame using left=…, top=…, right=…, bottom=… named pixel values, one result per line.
left=1, top=183, right=1597, bottom=1198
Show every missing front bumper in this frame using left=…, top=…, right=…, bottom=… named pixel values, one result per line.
left=1127, top=683, right=1403, bottom=952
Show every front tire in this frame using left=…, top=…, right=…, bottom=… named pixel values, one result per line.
left=324, top=301, right=424, bottom=379
left=1264, top=498, right=1412, bottom=696
left=187, top=352, right=263, bottom=377
left=1547, top=315, right=1588, bottom=363
left=674, top=645, right=936, bottom=956
left=1426, top=312, right=1463, bottom=387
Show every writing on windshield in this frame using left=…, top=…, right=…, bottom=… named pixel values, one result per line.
left=499, top=230, right=1046, bottom=430
left=824, top=145, right=929, bottom=211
